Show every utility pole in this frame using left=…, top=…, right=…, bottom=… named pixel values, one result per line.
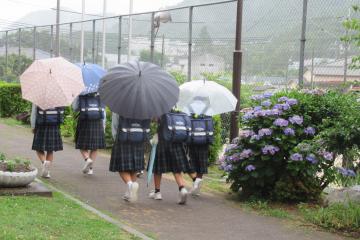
left=55, top=0, right=60, bottom=57
left=344, top=8, right=351, bottom=83
left=161, top=34, right=165, bottom=67
left=128, top=0, right=133, bottom=61
left=298, top=0, right=308, bottom=88
left=311, top=48, right=315, bottom=89
left=102, top=0, right=107, bottom=68
left=80, top=0, right=85, bottom=63
left=230, top=0, right=243, bottom=141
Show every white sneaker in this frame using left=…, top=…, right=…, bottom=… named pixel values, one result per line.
left=123, top=190, right=130, bottom=201
left=87, top=169, right=94, bottom=175
left=129, top=182, right=139, bottom=202
left=137, top=170, right=144, bottom=178
left=178, top=188, right=188, bottom=205
left=41, top=161, right=51, bottom=178
left=191, top=178, right=203, bottom=196
left=149, top=190, right=162, bottom=200
left=82, top=158, right=93, bottom=174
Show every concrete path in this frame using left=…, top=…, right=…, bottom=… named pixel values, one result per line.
left=0, top=123, right=349, bottom=240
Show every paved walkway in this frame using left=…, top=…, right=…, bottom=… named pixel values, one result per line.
left=0, top=123, right=349, bottom=240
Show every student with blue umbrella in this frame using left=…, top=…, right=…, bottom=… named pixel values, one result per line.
left=72, top=63, right=107, bottom=175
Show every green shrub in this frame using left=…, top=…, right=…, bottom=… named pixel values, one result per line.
left=0, top=81, right=31, bottom=117
left=0, top=152, right=5, bottom=161
left=209, top=115, right=222, bottom=164
left=299, top=201, right=360, bottom=235
left=219, top=90, right=360, bottom=202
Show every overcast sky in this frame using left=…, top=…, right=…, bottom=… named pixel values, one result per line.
left=1, top=0, right=183, bottom=24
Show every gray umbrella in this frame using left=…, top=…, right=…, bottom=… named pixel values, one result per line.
left=99, top=61, right=179, bottom=119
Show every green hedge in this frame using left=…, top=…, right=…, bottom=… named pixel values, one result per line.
left=0, top=81, right=31, bottom=117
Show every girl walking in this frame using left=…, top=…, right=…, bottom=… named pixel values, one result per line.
left=31, top=104, right=64, bottom=178
left=73, top=93, right=106, bottom=175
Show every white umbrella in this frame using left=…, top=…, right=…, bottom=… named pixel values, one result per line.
left=177, top=80, right=237, bottom=116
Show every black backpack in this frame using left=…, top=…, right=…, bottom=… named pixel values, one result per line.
left=161, top=112, right=192, bottom=143
left=79, top=93, right=104, bottom=120
left=189, top=115, right=214, bottom=145
left=117, top=117, right=151, bottom=143
left=36, top=107, right=64, bottom=126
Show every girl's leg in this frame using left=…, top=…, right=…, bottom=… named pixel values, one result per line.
left=130, top=171, right=137, bottom=182
left=119, top=172, right=132, bottom=184
left=173, top=173, right=188, bottom=204
left=81, top=150, right=93, bottom=174
left=80, top=149, right=90, bottom=160
left=196, top=173, right=203, bottom=179
left=173, top=173, right=186, bottom=187
left=45, top=151, right=54, bottom=161
left=89, top=150, right=98, bottom=161
left=36, top=151, right=46, bottom=163
left=154, top=173, right=162, bottom=190
left=119, top=171, right=139, bottom=202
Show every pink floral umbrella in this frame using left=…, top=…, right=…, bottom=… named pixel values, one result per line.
left=20, top=57, right=84, bottom=110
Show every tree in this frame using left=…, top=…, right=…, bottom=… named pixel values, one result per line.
left=0, top=54, right=32, bottom=82
left=342, top=5, right=360, bottom=69
left=139, top=49, right=168, bottom=66
left=194, top=26, right=213, bottom=56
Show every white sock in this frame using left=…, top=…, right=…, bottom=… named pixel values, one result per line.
left=127, top=181, right=133, bottom=187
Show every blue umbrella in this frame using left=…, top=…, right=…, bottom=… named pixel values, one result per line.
left=147, top=143, right=157, bottom=187
left=76, top=63, right=106, bottom=95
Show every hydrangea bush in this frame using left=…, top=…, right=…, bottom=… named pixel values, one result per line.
left=219, top=90, right=359, bottom=202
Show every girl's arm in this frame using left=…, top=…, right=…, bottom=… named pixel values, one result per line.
left=30, top=104, right=36, bottom=129
left=111, top=113, right=119, bottom=141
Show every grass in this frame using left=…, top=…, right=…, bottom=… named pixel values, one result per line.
left=0, top=117, right=27, bottom=127
left=0, top=192, right=140, bottom=240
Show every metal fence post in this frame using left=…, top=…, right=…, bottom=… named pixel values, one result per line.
left=69, top=23, right=73, bottom=61
left=118, top=16, right=122, bottom=64
left=18, top=28, right=21, bottom=58
left=230, top=0, right=243, bottom=141
left=150, top=12, right=155, bottom=63
left=5, top=31, right=8, bottom=77
left=33, top=27, right=36, bottom=60
left=187, top=6, right=193, bottom=82
left=50, top=25, right=54, bottom=57
left=298, top=0, right=308, bottom=88
left=92, top=20, right=96, bottom=64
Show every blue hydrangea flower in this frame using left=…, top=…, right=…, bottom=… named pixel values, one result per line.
left=262, top=145, right=280, bottom=155
left=263, top=92, right=273, bottom=98
left=289, top=115, right=303, bottom=125
left=273, top=118, right=289, bottom=127
left=250, top=134, right=261, bottom=141
left=225, top=144, right=238, bottom=153
left=290, top=153, right=303, bottom=161
left=245, top=165, right=256, bottom=172
left=304, top=127, right=316, bottom=136
left=240, top=130, right=255, bottom=138
left=240, top=149, right=253, bottom=159
left=278, top=96, right=289, bottom=102
left=337, top=167, right=356, bottom=177
left=284, top=127, right=295, bottom=136
left=251, top=94, right=265, bottom=101
left=322, top=151, right=333, bottom=161
left=273, top=103, right=290, bottom=111
left=258, top=128, right=273, bottom=137
left=254, top=106, right=263, bottom=111
left=261, top=100, right=272, bottom=108
left=306, top=154, right=317, bottom=164
left=286, top=98, right=298, bottom=106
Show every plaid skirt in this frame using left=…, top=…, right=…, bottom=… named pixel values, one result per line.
left=109, top=141, right=145, bottom=172
left=153, top=141, right=191, bottom=174
left=188, top=144, right=210, bottom=174
left=75, top=119, right=106, bottom=150
left=32, top=125, right=63, bottom=152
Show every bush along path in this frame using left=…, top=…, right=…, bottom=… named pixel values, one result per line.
left=0, top=123, right=350, bottom=240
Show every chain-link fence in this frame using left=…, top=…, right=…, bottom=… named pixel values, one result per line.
left=0, top=0, right=359, bottom=142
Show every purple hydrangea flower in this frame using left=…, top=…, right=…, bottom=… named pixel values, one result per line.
left=273, top=103, right=290, bottom=111
left=286, top=98, right=298, bottom=106
left=304, top=127, right=316, bottom=136
left=270, top=109, right=282, bottom=116
left=258, top=128, right=273, bottom=137
left=245, top=165, right=256, bottom=172
left=262, top=145, right=280, bottom=155
left=284, top=127, right=295, bottom=136
left=261, top=100, right=272, bottom=108
left=289, top=115, right=303, bottom=125
left=254, top=106, right=263, bottom=111
left=240, top=149, right=253, bottom=159
left=290, top=153, right=303, bottom=161
left=322, top=151, right=333, bottom=161
left=240, top=130, right=255, bottom=138
left=263, top=92, right=273, bottom=98
left=306, top=154, right=317, bottom=164
left=224, top=164, right=233, bottom=172
left=337, top=167, right=356, bottom=177
left=251, top=94, right=265, bottom=101
left=273, top=118, right=289, bottom=127
left=250, top=134, right=261, bottom=141
left=242, top=111, right=255, bottom=121
left=278, top=96, right=289, bottom=102
left=225, top=144, right=238, bottom=153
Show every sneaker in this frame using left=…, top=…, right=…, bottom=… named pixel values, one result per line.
left=178, top=188, right=188, bottom=205
left=191, top=178, right=203, bottom=196
left=122, top=190, right=130, bottom=201
left=149, top=190, right=162, bottom=200
left=82, top=158, right=93, bottom=174
left=137, top=170, right=144, bottom=178
left=129, top=182, right=139, bottom=202
left=41, top=161, right=51, bottom=178
left=87, top=168, right=94, bottom=175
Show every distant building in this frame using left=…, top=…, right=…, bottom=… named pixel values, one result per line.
left=304, top=59, right=360, bottom=84
left=192, top=54, right=225, bottom=78
left=0, top=47, right=50, bottom=59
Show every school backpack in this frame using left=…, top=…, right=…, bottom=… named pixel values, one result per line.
left=189, top=115, right=214, bottom=145
left=117, top=117, right=151, bottom=143
left=36, top=107, right=64, bottom=126
left=79, top=93, right=104, bottom=120
left=161, top=112, right=192, bottom=143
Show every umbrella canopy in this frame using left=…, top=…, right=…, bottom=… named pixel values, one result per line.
left=76, top=63, right=106, bottom=95
left=99, top=61, right=179, bottom=119
left=177, top=80, right=237, bottom=116
left=20, top=57, right=84, bottom=110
